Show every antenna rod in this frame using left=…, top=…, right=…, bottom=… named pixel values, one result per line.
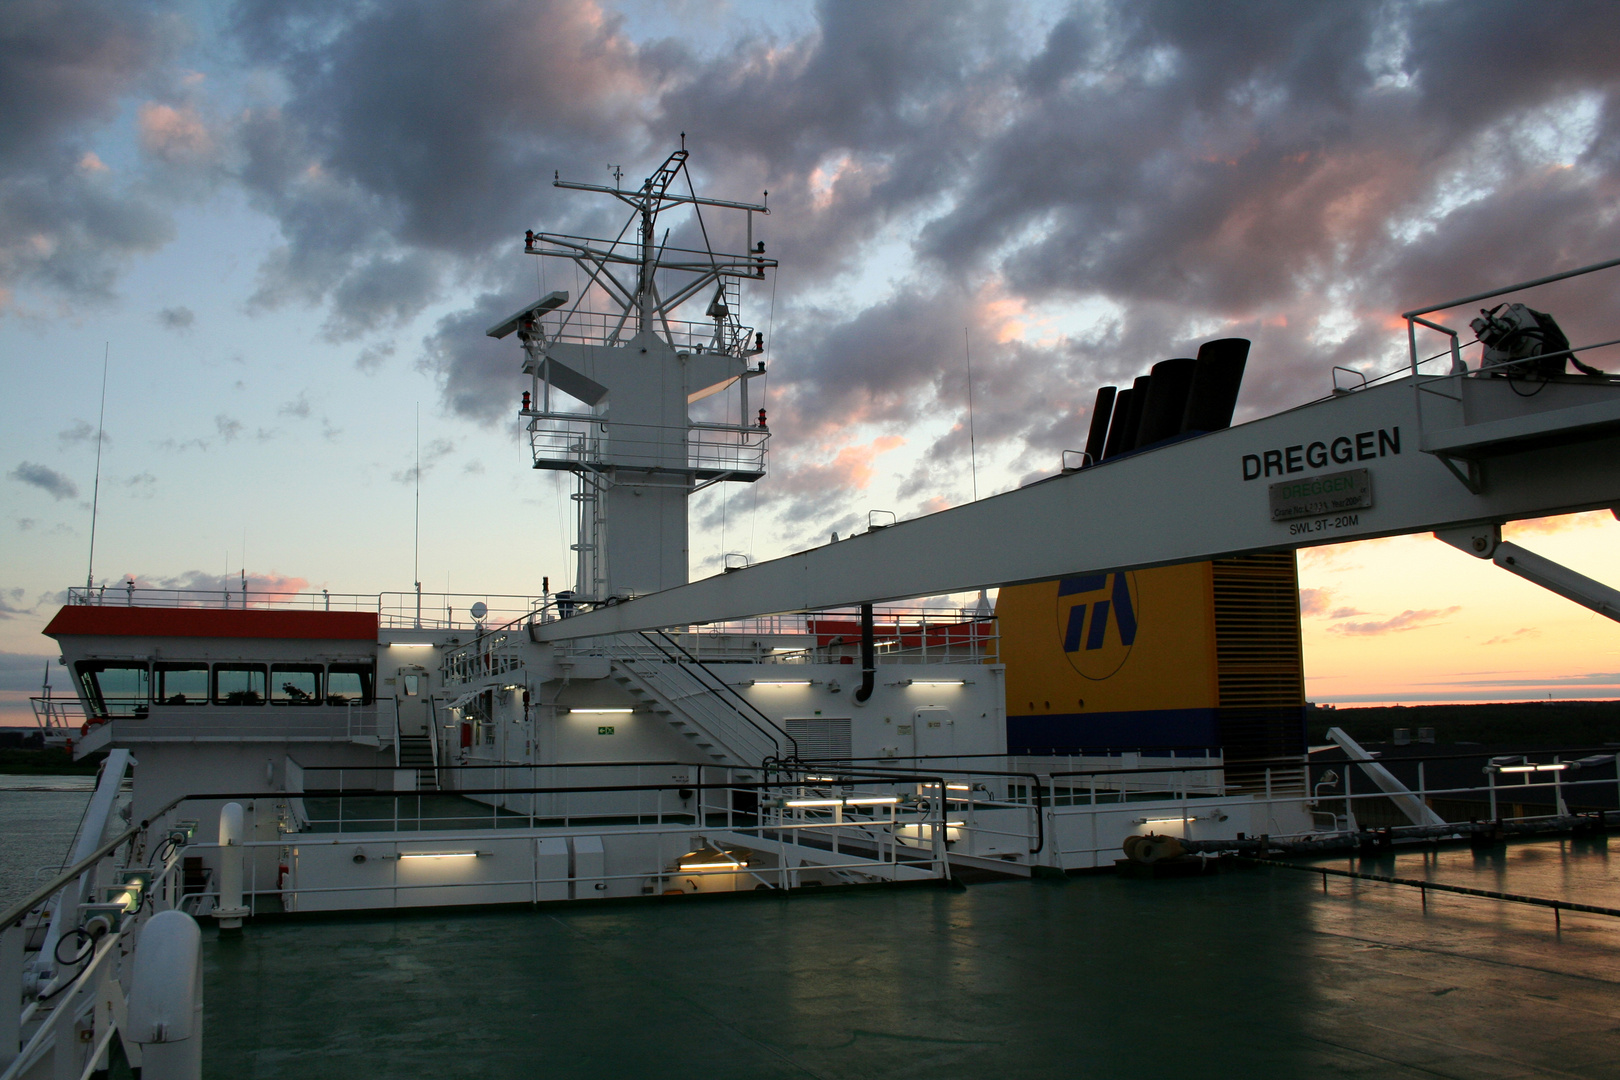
left=414, top=404, right=422, bottom=629
left=964, top=328, right=978, bottom=502
left=85, top=343, right=109, bottom=590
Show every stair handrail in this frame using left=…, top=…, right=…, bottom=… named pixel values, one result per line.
left=605, top=633, right=782, bottom=765
left=643, top=631, right=799, bottom=761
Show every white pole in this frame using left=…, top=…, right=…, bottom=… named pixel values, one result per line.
left=214, top=803, right=247, bottom=932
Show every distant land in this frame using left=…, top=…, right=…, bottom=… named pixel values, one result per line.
left=1310, top=700, right=1620, bottom=748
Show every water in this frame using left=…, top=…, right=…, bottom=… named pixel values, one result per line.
left=0, top=774, right=93, bottom=911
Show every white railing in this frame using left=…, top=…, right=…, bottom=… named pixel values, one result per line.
left=1, top=757, right=198, bottom=1080
left=28, top=697, right=84, bottom=732
left=526, top=414, right=768, bottom=477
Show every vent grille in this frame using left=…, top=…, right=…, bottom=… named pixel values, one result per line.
left=1213, top=553, right=1306, bottom=793
left=786, top=717, right=852, bottom=763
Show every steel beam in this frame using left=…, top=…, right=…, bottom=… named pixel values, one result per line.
left=536, top=374, right=1620, bottom=641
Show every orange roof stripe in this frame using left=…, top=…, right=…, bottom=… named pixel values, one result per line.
left=42, top=606, right=378, bottom=641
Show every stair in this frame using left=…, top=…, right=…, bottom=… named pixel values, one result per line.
left=599, top=636, right=786, bottom=771
left=398, top=733, right=438, bottom=791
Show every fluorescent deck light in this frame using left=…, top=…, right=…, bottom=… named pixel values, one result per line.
left=786, top=796, right=901, bottom=807
left=905, top=678, right=966, bottom=686
left=568, top=707, right=634, bottom=714
left=388, top=642, right=435, bottom=648
left=752, top=679, right=811, bottom=686
left=918, top=783, right=972, bottom=791
left=679, top=861, right=749, bottom=871
left=1496, top=763, right=1568, bottom=773
left=398, top=851, right=481, bottom=860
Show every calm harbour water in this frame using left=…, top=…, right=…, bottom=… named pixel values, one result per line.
left=0, top=774, right=93, bottom=910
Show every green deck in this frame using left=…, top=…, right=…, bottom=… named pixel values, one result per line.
left=201, top=837, right=1620, bottom=1079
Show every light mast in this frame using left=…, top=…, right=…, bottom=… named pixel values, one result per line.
left=488, top=141, right=777, bottom=603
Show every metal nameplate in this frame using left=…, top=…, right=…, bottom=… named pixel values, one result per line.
left=1269, top=468, right=1371, bottom=521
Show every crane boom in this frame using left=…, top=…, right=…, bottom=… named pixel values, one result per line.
left=535, top=369, right=1620, bottom=641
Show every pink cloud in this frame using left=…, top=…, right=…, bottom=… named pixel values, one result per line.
left=1299, top=587, right=1332, bottom=617
left=137, top=103, right=213, bottom=164
left=1329, top=607, right=1461, bottom=636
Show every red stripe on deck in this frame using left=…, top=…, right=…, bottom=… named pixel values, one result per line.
left=43, top=606, right=378, bottom=641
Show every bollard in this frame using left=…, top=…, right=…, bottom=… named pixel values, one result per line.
left=127, top=910, right=203, bottom=1080
left=214, top=802, right=248, bottom=932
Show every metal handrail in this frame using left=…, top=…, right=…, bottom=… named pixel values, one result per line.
left=646, top=631, right=797, bottom=760
left=1402, top=255, right=1620, bottom=319
left=0, top=795, right=186, bottom=930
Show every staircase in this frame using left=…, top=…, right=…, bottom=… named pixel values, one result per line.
left=397, top=733, right=438, bottom=791
left=599, top=634, right=790, bottom=770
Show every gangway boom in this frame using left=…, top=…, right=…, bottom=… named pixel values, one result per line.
left=536, top=329, right=1620, bottom=641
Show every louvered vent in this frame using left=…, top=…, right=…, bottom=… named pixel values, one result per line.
left=1213, top=552, right=1306, bottom=794
left=786, top=717, right=853, bottom=763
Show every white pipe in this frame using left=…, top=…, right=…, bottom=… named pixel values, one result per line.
left=214, top=803, right=247, bottom=931
left=127, top=910, right=203, bottom=1080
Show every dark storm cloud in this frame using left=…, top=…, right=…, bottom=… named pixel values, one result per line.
left=0, top=0, right=182, bottom=309
left=230, top=0, right=662, bottom=334
left=9, top=461, right=78, bottom=500
left=18, top=0, right=1620, bottom=533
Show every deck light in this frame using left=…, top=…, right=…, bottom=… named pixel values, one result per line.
left=398, top=851, right=483, bottom=860
left=904, top=679, right=967, bottom=686
left=751, top=679, right=811, bottom=686
left=679, top=861, right=750, bottom=871
left=1494, top=763, right=1568, bottom=773
left=388, top=642, right=435, bottom=648
left=785, top=796, right=901, bottom=807
left=567, top=707, right=635, bottom=714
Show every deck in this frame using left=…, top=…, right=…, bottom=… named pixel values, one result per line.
left=200, top=836, right=1620, bottom=1079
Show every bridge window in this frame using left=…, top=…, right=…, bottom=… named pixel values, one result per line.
left=326, top=663, right=375, bottom=706
left=75, top=662, right=149, bottom=719
left=271, top=664, right=323, bottom=706
left=155, top=663, right=209, bottom=706
left=213, top=664, right=268, bottom=706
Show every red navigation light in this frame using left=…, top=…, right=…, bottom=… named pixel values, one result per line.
left=758, top=408, right=767, bottom=429
left=521, top=391, right=531, bottom=412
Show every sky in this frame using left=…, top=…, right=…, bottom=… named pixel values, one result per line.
left=5, top=0, right=1620, bottom=720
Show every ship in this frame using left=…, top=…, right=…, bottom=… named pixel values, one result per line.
left=9, top=145, right=1620, bottom=1078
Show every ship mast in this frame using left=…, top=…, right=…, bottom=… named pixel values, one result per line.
left=488, top=140, right=778, bottom=604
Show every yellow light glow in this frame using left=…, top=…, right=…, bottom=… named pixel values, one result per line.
left=568, top=707, right=634, bottom=714
left=753, top=679, right=811, bottom=686
left=909, top=679, right=965, bottom=686
left=388, top=642, right=435, bottom=648
left=679, top=861, right=750, bottom=871
left=398, top=851, right=480, bottom=859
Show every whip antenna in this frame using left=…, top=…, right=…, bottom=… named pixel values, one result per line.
left=964, top=328, right=978, bottom=502
left=85, top=343, right=109, bottom=590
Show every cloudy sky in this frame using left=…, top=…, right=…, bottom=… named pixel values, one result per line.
left=5, top=0, right=1620, bottom=717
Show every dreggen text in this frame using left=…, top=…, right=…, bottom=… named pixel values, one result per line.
left=1241, top=426, right=1400, bottom=480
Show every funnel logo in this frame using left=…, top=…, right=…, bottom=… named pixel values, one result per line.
left=1056, top=572, right=1139, bottom=680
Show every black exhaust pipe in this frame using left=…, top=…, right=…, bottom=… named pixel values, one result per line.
left=1134, top=357, right=1198, bottom=447
left=854, top=603, right=875, bottom=703
left=1181, top=338, right=1250, bottom=434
